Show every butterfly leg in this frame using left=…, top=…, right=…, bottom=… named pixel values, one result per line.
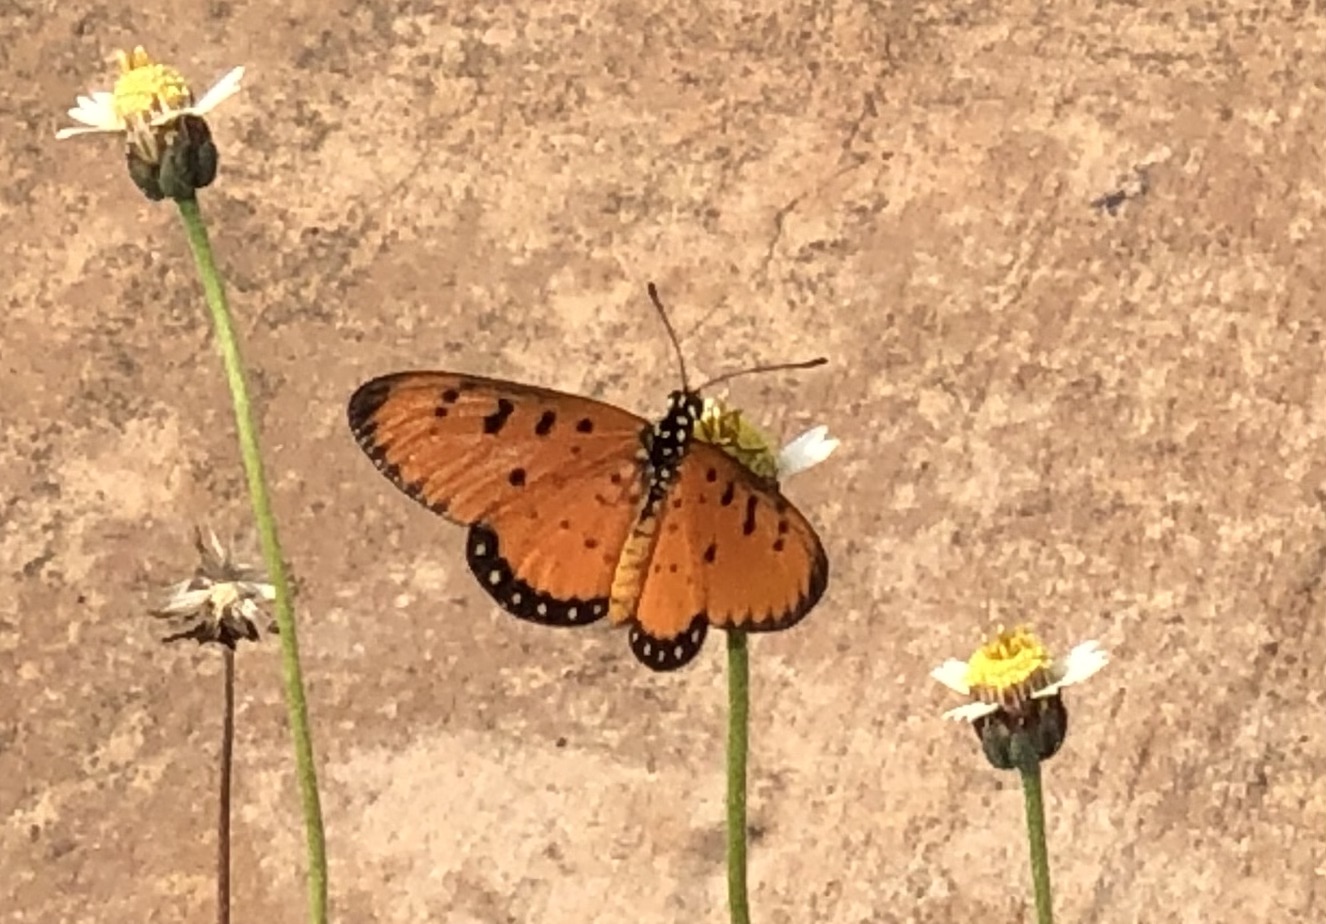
left=466, top=524, right=610, bottom=628
left=627, top=613, right=708, bottom=671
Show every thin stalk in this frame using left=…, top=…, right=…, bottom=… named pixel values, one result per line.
left=726, top=630, right=750, bottom=924
left=218, top=646, right=235, bottom=924
left=1019, top=754, right=1054, bottom=924
left=175, top=197, right=328, bottom=924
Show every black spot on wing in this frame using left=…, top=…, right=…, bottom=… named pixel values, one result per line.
left=628, top=614, right=708, bottom=671
left=742, top=494, right=759, bottom=536
left=466, top=525, right=608, bottom=628
left=483, top=398, right=516, bottom=434
left=535, top=410, right=557, bottom=436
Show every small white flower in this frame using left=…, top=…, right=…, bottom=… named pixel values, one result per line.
left=777, top=425, right=840, bottom=478
left=696, top=396, right=838, bottom=482
left=56, top=46, right=244, bottom=159
left=932, top=628, right=1108, bottom=723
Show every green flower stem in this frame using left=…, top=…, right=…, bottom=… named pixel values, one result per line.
left=726, top=630, right=750, bottom=924
left=1018, top=749, right=1054, bottom=924
left=175, top=197, right=329, bottom=924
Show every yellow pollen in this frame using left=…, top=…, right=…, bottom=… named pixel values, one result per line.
left=110, top=47, right=193, bottom=122
left=695, top=399, right=778, bottom=480
left=963, top=626, right=1052, bottom=705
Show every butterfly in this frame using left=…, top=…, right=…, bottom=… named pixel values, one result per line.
left=346, top=284, right=830, bottom=671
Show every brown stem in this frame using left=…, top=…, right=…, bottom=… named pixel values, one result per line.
left=218, top=646, right=235, bottom=924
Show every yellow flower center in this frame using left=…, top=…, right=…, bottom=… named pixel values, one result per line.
left=694, top=398, right=779, bottom=480
left=963, top=626, right=1053, bottom=707
left=111, top=46, right=193, bottom=123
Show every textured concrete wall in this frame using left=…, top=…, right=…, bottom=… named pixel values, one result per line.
left=4, top=1, right=1326, bottom=922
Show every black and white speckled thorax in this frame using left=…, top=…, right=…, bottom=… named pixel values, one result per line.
left=640, top=390, right=704, bottom=513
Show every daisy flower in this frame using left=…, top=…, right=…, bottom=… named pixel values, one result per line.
left=695, top=396, right=839, bottom=481
left=57, top=46, right=243, bottom=152
left=57, top=46, right=243, bottom=198
left=933, top=626, right=1108, bottom=767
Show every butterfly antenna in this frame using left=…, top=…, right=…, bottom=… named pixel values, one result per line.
left=647, top=282, right=691, bottom=390
left=696, top=356, right=828, bottom=392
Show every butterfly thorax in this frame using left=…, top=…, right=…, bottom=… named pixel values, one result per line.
left=640, top=390, right=703, bottom=514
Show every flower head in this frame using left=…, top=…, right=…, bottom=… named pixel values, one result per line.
left=57, top=46, right=243, bottom=199
left=695, top=397, right=838, bottom=481
left=932, top=626, right=1108, bottom=768
left=152, top=527, right=274, bottom=649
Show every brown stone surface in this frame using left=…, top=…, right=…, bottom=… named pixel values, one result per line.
left=5, top=1, right=1326, bottom=921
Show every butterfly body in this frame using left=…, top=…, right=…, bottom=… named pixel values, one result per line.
left=348, top=372, right=826, bottom=671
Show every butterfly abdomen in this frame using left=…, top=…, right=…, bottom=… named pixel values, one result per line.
left=608, top=513, right=658, bottom=625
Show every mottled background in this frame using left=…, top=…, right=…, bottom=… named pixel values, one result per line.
left=4, top=0, right=1326, bottom=921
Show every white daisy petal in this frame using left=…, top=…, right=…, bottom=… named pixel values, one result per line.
left=942, top=701, right=1000, bottom=722
left=55, top=125, right=115, bottom=140
left=192, top=65, right=245, bottom=115
left=930, top=659, right=973, bottom=695
left=777, top=424, right=839, bottom=477
left=1035, top=640, right=1109, bottom=699
left=69, top=91, right=116, bottom=117
left=64, top=108, right=97, bottom=125
left=66, top=106, right=113, bottom=129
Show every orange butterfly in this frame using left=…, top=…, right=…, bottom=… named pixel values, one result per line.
left=346, top=285, right=830, bottom=670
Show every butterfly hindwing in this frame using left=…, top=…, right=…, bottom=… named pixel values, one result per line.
left=627, top=442, right=828, bottom=669
left=348, top=371, right=650, bottom=624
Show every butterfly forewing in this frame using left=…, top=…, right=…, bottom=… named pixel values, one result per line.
left=629, top=442, right=828, bottom=667
left=348, top=371, right=650, bottom=620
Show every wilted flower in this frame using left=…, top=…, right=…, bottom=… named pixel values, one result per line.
left=695, top=397, right=839, bottom=481
left=152, top=528, right=274, bottom=648
left=932, top=627, right=1108, bottom=769
left=57, top=46, right=244, bottom=200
